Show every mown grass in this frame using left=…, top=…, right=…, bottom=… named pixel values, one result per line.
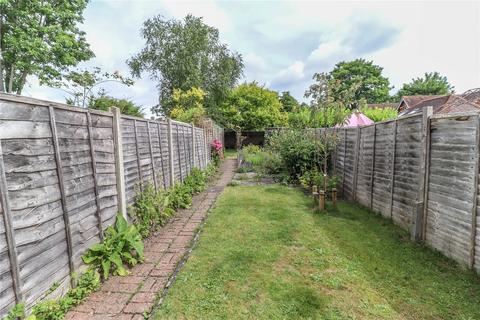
left=153, top=185, right=480, bottom=319
left=224, top=148, right=238, bottom=159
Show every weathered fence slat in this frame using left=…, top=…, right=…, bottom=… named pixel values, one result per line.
left=86, top=113, right=103, bottom=240
left=389, top=120, right=397, bottom=219
left=48, top=106, right=75, bottom=286
left=342, top=128, right=347, bottom=194
left=133, top=120, right=143, bottom=190
left=175, top=124, right=183, bottom=181
left=470, top=115, right=480, bottom=267
left=370, top=124, right=377, bottom=210
left=167, top=119, right=175, bottom=186
left=191, top=124, right=196, bottom=169
left=353, top=126, right=361, bottom=201
left=147, top=122, right=158, bottom=192
left=0, top=141, right=23, bottom=303
left=156, top=123, right=167, bottom=189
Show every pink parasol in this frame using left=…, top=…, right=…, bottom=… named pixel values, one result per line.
left=336, top=111, right=374, bottom=127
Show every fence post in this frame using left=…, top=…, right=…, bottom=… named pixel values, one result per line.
left=111, top=107, right=127, bottom=219
left=204, top=128, right=209, bottom=165
left=352, top=126, right=361, bottom=201
left=147, top=121, right=158, bottom=192
left=470, top=115, right=480, bottom=268
left=370, top=124, right=377, bottom=210
left=413, top=106, right=433, bottom=241
left=0, top=141, right=23, bottom=303
left=389, top=120, right=398, bottom=219
left=49, top=106, right=75, bottom=286
left=167, top=118, right=175, bottom=186
left=87, top=113, right=103, bottom=240
left=191, top=124, right=196, bottom=169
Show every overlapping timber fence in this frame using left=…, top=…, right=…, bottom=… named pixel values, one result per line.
left=0, top=94, right=223, bottom=317
left=331, top=107, right=480, bottom=273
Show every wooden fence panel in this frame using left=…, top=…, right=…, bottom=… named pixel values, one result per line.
left=426, top=116, right=477, bottom=266
left=121, top=118, right=139, bottom=206
left=0, top=178, right=16, bottom=316
left=158, top=121, right=171, bottom=188
left=391, top=115, right=423, bottom=229
left=372, top=121, right=395, bottom=216
left=334, top=129, right=345, bottom=195
left=355, top=126, right=374, bottom=207
left=342, top=128, right=357, bottom=201
left=135, top=120, right=154, bottom=187
left=1, top=105, right=71, bottom=309
left=91, top=114, right=118, bottom=230
left=53, top=109, right=101, bottom=270
left=0, top=95, right=218, bottom=317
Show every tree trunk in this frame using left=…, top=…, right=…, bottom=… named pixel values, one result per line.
left=16, top=70, right=28, bottom=94
left=7, top=65, right=13, bottom=93
left=235, top=130, right=242, bottom=149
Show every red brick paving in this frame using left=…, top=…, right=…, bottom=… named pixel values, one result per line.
left=65, top=159, right=236, bottom=319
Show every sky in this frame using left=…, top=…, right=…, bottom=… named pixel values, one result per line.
left=23, top=0, right=480, bottom=116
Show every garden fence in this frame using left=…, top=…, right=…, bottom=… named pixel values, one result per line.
left=0, top=94, right=223, bottom=316
left=329, top=107, right=480, bottom=273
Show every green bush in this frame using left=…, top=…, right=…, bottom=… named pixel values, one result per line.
left=360, top=107, right=398, bottom=122
left=82, top=214, right=144, bottom=279
left=132, top=183, right=174, bottom=238
left=266, top=130, right=336, bottom=179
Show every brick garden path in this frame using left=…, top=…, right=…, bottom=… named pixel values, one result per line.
left=66, top=159, right=236, bottom=320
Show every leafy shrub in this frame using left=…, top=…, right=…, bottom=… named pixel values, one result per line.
left=266, top=130, right=336, bottom=179
left=360, top=107, right=398, bottom=122
left=30, top=270, right=100, bottom=320
left=132, top=183, right=174, bottom=238
left=183, top=168, right=207, bottom=194
left=7, top=270, right=102, bottom=320
left=82, top=214, right=144, bottom=279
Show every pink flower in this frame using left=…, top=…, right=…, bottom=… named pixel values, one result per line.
left=212, top=139, right=223, bottom=152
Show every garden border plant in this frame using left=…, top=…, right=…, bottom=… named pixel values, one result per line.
left=5, top=157, right=221, bottom=320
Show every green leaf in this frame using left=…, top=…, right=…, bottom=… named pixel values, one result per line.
left=115, top=214, right=128, bottom=233
left=101, top=260, right=111, bottom=280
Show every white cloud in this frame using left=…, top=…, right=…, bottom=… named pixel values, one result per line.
left=19, top=0, right=480, bottom=109
left=270, top=61, right=305, bottom=87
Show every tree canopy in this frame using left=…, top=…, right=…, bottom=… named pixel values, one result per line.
left=128, top=14, right=243, bottom=117
left=0, top=0, right=93, bottom=94
left=279, top=91, right=300, bottom=112
left=218, top=82, right=287, bottom=131
left=329, top=59, right=392, bottom=106
left=395, top=72, right=454, bottom=99
left=169, top=87, right=206, bottom=126
left=89, top=93, right=144, bottom=118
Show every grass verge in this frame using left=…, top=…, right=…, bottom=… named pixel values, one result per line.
left=153, top=185, right=480, bottom=319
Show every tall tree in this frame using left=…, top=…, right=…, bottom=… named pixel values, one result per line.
left=279, top=91, right=299, bottom=112
left=0, top=0, right=93, bottom=94
left=218, top=82, right=287, bottom=131
left=128, top=14, right=244, bottom=117
left=329, top=59, right=392, bottom=107
left=395, top=72, right=454, bottom=99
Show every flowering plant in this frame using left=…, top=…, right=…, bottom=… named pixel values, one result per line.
left=211, top=139, right=224, bottom=165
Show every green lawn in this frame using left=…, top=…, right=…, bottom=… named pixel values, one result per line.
left=224, top=148, right=238, bottom=159
left=153, top=185, right=480, bottom=319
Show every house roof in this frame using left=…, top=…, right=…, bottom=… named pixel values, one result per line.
left=367, top=102, right=398, bottom=109
left=398, top=89, right=480, bottom=117
left=398, top=95, right=444, bottom=110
